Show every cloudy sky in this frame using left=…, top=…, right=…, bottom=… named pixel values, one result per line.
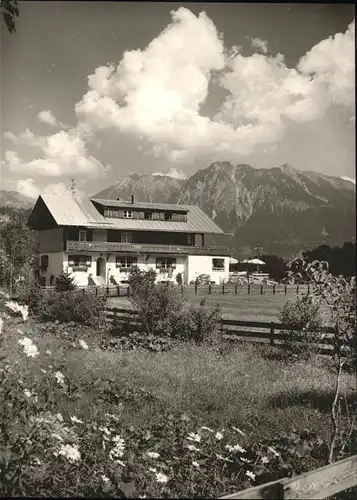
left=1, top=2, right=355, bottom=198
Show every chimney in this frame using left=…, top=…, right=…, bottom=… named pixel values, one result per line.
left=131, top=194, right=135, bottom=204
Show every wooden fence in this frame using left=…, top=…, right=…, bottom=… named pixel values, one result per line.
left=104, top=306, right=340, bottom=355
left=219, top=454, right=357, bottom=499
left=41, top=283, right=311, bottom=298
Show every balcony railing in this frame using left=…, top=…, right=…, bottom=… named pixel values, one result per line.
left=65, top=240, right=230, bottom=256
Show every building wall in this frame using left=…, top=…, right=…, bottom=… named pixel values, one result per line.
left=187, top=255, right=230, bottom=284
left=39, top=251, right=64, bottom=285
left=37, top=228, right=64, bottom=253
left=38, top=251, right=229, bottom=287
left=106, top=254, right=187, bottom=284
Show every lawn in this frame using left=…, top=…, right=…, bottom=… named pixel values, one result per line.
left=108, top=292, right=293, bottom=321
left=1, top=304, right=356, bottom=497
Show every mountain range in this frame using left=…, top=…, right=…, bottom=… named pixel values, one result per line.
left=94, top=162, right=356, bottom=258
left=1, top=162, right=355, bottom=259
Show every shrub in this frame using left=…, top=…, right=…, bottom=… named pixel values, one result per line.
left=17, top=277, right=43, bottom=316
left=37, top=290, right=106, bottom=327
left=176, top=272, right=183, bottom=285
left=167, top=298, right=222, bottom=344
left=128, top=268, right=185, bottom=336
left=126, top=269, right=222, bottom=344
left=54, top=271, right=76, bottom=292
left=279, top=295, right=322, bottom=358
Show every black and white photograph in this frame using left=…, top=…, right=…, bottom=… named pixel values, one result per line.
left=0, top=1, right=356, bottom=498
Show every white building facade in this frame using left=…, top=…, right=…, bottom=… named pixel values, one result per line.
left=28, top=194, right=231, bottom=286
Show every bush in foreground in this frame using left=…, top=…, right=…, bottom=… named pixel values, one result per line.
left=36, top=290, right=107, bottom=327
left=279, top=295, right=322, bottom=358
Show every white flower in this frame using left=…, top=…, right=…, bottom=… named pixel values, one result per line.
left=215, top=431, right=224, bottom=441
left=187, top=432, right=201, bottom=443
left=54, top=371, right=65, bottom=386
left=40, top=369, right=47, bottom=374
left=261, top=456, right=269, bottom=464
left=99, top=426, right=111, bottom=436
left=232, top=426, right=246, bottom=436
left=45, top=350, right=52, bottom=355
left=56, top=443, right=81, bottom=463
left=70, top=416, right=83, bottom=424
left=109, top=435, right=125, bottom=460
left=225, top=444, right=246, bottom=453
left=78, top=339, right=89, bottom=350
left=146, top=451, right=160, bottom=459
left=24, top=389, right=32, bottom=398
left=18, top=337, right=39, bottom=358
left=200, top=426, right=214, bottom=433
left=268, top=446, right=280, bottom=457
left=155, top=472, right=169, bottom=484
left=101, top=474, right=110, bottom=483
left=186, top=444, right=201, bottom=452
left=5, top=301, right=29, bottom=321
left=149, top=467, right=157, bottom=473
left=246, top=470, right=256, bottom=481
left=192, top=461, right=200, bottom=468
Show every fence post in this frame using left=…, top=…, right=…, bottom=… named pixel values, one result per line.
left=117, top=285, right=120, bottom=297
left=308, top=283, right=310, bottom=295
left=82, top=288, right=85, bottom=296
left=273, top=284, right=276, bottom=295
left=297, top=284, right=299, bottom=295
left=222, top=283, right=225, bottom=295
left=195, top=284, right=198, bottom=295
left=106, top=286, right=109, bottom=296
left=127, top=286, right=130, bottom=297
left=235, top=283, right=238, bottom=295
left=270, top=322, right=275, bottom=346
left=260, top=284, right=263, bottom=295
left=208, top=283, right=211, bottom=294
left=95, top=287, right=98, bottom=296
left=181, top=284, right=184, bottom=295
left=284, top=284, right=287, bottom=295
left=248, top=284, right=251, bottom=295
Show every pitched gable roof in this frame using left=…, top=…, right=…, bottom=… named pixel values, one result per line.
left=28, top=193, right=225, bottom=234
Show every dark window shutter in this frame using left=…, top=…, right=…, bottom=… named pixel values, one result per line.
left=87, top=230, right=93, bottom=241
left=118, top=210, right=125, bottom=218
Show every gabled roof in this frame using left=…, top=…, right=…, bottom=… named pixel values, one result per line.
left=37, top=193, right=112, bottom=228
left=91, top=198, right=189, bottom=212
left=29, top=193, right=224, bottom=234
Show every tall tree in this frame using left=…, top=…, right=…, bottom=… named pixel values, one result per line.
left=1, top=0, right=19, bottom=33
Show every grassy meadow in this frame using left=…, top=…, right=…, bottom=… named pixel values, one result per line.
left=1, top=297, right=355, bottom=497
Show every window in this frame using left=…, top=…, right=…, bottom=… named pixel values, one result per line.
left=212, top=258, right=225, bottom=271
left=123, top=210, right=133, bottom=218
left=156, top=257, right=177, bottom=270
left=40, top=254, right=49, bottom=270
left=68, top=255, right=92, bottom=268
left=116, top=256, right=137, bottom=270
left=79, top=230, right=87, bottom=242
left=187, top=234, right=194, bottom=246
left=121, top=232, right=133, bottom=243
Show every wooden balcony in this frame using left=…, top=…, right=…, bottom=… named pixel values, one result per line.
left=65, top=240, right=230, bottom=256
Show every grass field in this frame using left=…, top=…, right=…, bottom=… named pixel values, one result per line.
left=1, top=302, right=356, bottom=497
left=108, top=293, right=295, bottom=321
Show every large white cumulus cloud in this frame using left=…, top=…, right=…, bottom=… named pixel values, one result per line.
left=3, top=9, right=355, bottom=174
left=74, top=9, right=354, bottom=161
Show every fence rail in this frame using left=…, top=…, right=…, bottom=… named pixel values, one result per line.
left=104, top=306, right=340, bottom=354
left=219, top=454, right=357, bottom=499
left=40, top=283, right=312, bottom=298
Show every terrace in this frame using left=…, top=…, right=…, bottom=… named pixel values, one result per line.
left=65, top=240, right=230, bottom=256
